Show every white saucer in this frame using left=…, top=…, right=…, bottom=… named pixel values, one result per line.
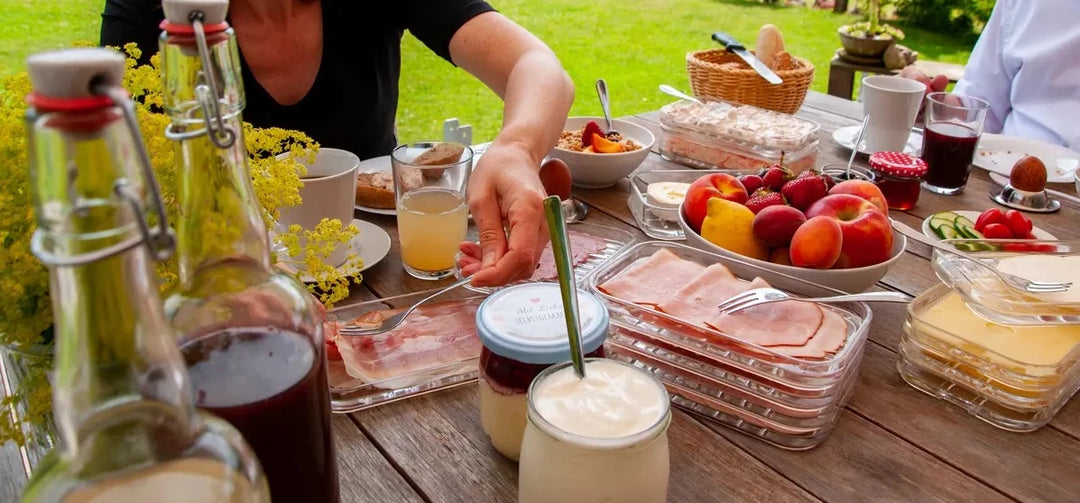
left=920, top=210, right=1056, bottom=241
left=354, top=144, right=488, bottom=216
left=833, top=125, right=922, bottom=155
left=277, top=219, right=391, bottom=282
left=973, top=133, right=1079, bottom=184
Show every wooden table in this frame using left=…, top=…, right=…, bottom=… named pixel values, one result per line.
left=828, top=57, right=965, bottom=100
left=4, top=91, right=1079, bottom=502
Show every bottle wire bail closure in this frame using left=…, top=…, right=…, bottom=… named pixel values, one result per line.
left=30, top=84, right=176, bottom=267
left=162, top=10, right=236, bottom=149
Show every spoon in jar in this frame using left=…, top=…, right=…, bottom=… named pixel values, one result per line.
left=846, top=114, right=871, bottom=180
left=658, top=84, right=701, bottom=104
left=595, top=79, right=617, bottom=137
left=543, top=195, right=587, bottom=378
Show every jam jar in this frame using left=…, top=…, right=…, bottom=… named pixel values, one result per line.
left=475, top=283, right=608, bottom=461
left=869, top=151, right=928, bottom=211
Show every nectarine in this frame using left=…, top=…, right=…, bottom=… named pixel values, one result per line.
left=805, top=194, right=893, bottom=269
left=752, top=205, right=806, bottom=248
left=682, top=173, right=750, bottom=232
left=789, top=216, right=842, bottom=269
left=828, top=180, right=889, bottom=215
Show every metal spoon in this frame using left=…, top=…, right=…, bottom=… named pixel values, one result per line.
left=595, top=79, right=617, bottom=136
left=659, top=84, right=701, bottom=104
left=543, top=195, right=587, bottom=379
left=847, top=115, right=871, bottom=180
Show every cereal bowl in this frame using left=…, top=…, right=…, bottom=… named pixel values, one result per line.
left=549, top=116, right=655, bottom=189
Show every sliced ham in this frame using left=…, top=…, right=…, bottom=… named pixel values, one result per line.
left=706, top=278, right=824, bottom=347
left=332, top=299, right=481, bottom=381
left=656, top=264, right=746, bottom=326
left=771, top=307, right=848, bottom=358
left=532, top=231, right=610, bottom=281
left=598, top=249, right=706, bottom=305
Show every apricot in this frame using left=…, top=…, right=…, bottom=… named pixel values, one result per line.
left=789, top=216, right=843, bottom=269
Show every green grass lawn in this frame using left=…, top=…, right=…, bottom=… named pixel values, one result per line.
left=2, top=0, right=973, bottom=144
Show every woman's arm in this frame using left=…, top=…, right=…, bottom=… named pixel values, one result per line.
left=448, top=12, right=575, bottom=286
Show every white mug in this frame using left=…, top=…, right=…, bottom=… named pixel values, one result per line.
left=277, top=148, right=360, bottom=267
left=861, top=75, right=925, bottom=153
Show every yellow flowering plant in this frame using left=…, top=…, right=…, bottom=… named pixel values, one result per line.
left=0, top=44, right=361, bottom=447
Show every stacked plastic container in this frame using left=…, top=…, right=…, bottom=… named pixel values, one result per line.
left=898, top=242, right=1080, bottom=431
left=588, top=242, right=872, bottom=450
left=658, top=99, right=819, bottom=172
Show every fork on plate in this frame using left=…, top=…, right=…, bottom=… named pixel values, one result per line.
left=716, top=288, right=913, bottom=315
left=337, top=276, right=472, bottom=337
left=891, top=220, right=1072, bottom=294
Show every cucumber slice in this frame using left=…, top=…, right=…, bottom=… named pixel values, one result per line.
left=953, top=214, right=976, bottom=230
left=934, top=224, right=959, bottom=240
left=929, top=211, right=960, bottom=229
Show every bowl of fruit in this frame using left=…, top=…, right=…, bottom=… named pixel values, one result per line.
left=678, top=164, right=906, bottom=293
left=549, top=117, right=655, bottom=189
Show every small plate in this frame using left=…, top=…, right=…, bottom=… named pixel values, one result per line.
left=354, top=144, right=488, bottom=216
left=833, top=125, right=922, bottom=156
left=277, top=219, right=391, bottom=282
left=920, top=210, right=1056, bottom=241
left=974, top=134, right=1079, bottom=184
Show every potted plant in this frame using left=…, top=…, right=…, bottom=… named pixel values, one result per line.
left=838, top=0, right=906, bottom=59
left=0, top=44, right=360, bottom=452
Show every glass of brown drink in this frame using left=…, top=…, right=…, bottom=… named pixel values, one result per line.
left=920, top=92, right=991, bottom=195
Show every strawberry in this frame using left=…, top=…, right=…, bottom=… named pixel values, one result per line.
left=745, top=189, right=786, bottom=214
left=738, top=174, right=765, bottom=194
left=760, top=166, right=793, bottom=191
left=581, top=121, right=603, bottom=148
left=781, top=175, right=828, bottom=211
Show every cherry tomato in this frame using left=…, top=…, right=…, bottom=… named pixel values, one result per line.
left=974, top=208, right=1005, bottom=232
left=981, top=223, right=1013, bottom=239
left=1003, top=209, right=1033, bottom=238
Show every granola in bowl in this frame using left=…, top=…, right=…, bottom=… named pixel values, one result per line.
left=556, top=121, right=643, bottom=154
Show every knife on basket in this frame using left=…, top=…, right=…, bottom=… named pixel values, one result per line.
left=711, top=31, right=783, bottom=85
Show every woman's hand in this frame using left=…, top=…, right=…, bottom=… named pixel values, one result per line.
left=462, top=141, right=549, bottom=287
left=899, top=65, right=949, bottom=98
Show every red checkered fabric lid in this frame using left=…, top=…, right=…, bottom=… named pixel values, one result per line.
left=869, top=151, right=927, bottom=178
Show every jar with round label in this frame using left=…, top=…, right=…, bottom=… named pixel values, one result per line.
left=475, top=283, right=609, bottom=461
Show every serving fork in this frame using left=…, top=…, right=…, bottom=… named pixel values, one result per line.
left=338, top=276, right=472, bottom=336
left=717, top=288, right=912, bottom=315
left=891, top=219, right=1072, bottom=294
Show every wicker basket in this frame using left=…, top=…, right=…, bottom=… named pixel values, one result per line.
left=686, top=49, right=814, bottom=114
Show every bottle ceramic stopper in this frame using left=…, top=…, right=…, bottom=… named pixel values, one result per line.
left=163, top=0, right=229, bottom=25
left=26, top=48, right=124, bottom=99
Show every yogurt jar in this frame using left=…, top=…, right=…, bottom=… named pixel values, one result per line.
left=475, top=283, right=608, bottom=460
left=518, top=358, right=671, bottom=503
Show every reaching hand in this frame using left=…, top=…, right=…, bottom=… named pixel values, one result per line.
left=462, top=141, right=548, bottom=287
left=899, top=65, right=949, bottom=98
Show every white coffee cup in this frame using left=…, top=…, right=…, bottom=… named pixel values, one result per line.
left=277, top=148, right=360, bottom=267
left=861, top=75, right=925, bottom=153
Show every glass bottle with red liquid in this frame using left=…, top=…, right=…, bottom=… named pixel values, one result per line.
left=20, top=48, right=268, bottom=503
left=157, top=1, right=339, bottom=502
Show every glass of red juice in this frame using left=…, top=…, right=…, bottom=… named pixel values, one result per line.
left=920, top=92, right=991, bottom=195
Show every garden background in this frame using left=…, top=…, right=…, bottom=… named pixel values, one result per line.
left=1, top=0, right=985, bottom=143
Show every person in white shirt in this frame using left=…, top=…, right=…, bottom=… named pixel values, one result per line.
left=900, top=0, right=1080, bottom=151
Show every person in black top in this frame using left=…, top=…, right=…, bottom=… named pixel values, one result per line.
left=101, top=0, right=574, bottom=288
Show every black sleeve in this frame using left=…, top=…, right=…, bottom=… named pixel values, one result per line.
left=404, top=0, right=496, bottom=64
left=100, top=0, right=165, bottom=66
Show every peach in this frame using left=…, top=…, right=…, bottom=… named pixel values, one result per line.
left=805, top=194, right=893, bottom=269
left=769, top=247, right=793, bottom=266
left=829, top=180, right=888, bottom=215
left=752, top=205, right=806, bottom=248
left=789, top=216, right=843, bottom=269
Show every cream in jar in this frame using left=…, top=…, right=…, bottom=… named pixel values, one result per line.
left=475, top=283, right=608, bottom=460
left=518, top=358, right=671, bottom=503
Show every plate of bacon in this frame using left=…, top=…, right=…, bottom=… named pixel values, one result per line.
left=324, top=289, right=486, bottom=412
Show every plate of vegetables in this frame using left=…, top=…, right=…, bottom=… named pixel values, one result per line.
left=922, top=209, right=1055, bottom=249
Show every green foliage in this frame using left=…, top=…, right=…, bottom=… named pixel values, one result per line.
left=894, top=0, right=996, bottom=36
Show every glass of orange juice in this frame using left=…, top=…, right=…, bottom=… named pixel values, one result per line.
left=391, top=142, right=472, bottom=280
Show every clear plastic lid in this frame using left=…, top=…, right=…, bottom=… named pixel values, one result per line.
left=931, top=240, right=1080, bottom=325
left=659, top=99, right=820, bottom=158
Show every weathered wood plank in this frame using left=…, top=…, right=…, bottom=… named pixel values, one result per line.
left=332, top=415, right=424, bottom=503
left=0, top=440, right=27, bottom=502
left=849, top=342, right=1080, bottom=503
left=699, top=411, right=1012, bottom=503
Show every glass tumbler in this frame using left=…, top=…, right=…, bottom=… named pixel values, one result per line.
left=920, top=92, right=991, bottom=195
left=391, top=142, right=472, bottom=280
